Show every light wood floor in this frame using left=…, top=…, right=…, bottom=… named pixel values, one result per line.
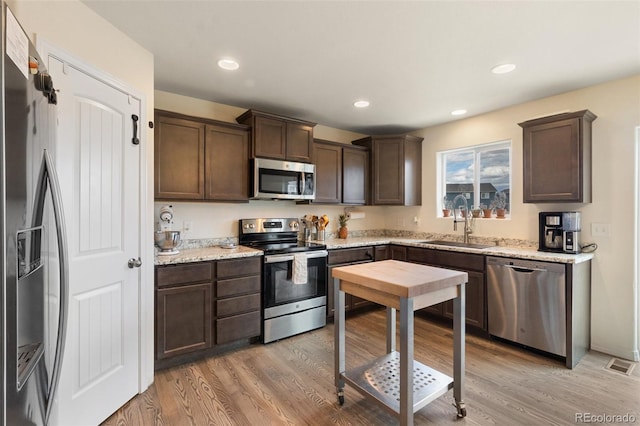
left=103, top=309, right=640, bottom=425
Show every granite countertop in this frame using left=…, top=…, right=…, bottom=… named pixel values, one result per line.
left=155, top=236, right=594, bottom=266
left=155, top=245, right=262, bottom=265
left=322, top=237, right=594, bottom=264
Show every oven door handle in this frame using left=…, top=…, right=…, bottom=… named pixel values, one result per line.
left=264, top=250, right=328, bottom=263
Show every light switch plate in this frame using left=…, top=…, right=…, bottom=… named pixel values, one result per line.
left=591, top=223, right=610, bottom=237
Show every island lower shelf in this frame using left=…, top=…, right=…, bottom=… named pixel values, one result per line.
left=341, top=351, right=453, bottom=415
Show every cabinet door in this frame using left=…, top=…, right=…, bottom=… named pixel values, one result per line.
left=204, top=124, right=250, bottom=201
left=521, top=110, right=595, bottom=203
left=373, top=137, right=404, bottom=204
left=314, top=142, right=342, bottom=203
left=156, top=283, right=212, bottom=359
left=443, top=270, right=485, bottom=329
left=523, top=118, right=582, bottom=202
left=154, top=113, right=205, bottom=199
left=343, top=146, right=368, bottom=205
left=286, top=122, right=314, bottom=162
left=254, top=115, right=287, bottom=159
left=390, top=245, right=407, bottom=260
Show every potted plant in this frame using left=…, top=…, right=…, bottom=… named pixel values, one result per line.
left=481, top=204, right=493, bottom=218
left=471, top=206, right=482, bottom=218
left=491, top=191, right=508, bottom=218
left=442, top=196, right=453, bottom=217
left=338, top=213, right=350, bottom=239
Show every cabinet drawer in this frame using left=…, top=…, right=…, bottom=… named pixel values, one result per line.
left=407, top=248, right=484, bottom=272
left=217, top=275, right=261, bottom=297
left=216, top=311, right=261, bottom=344
left=217, top=293, right=261, bottom=317
left=156, top=262, right=213, bottom=288
left=328, top=247, right=374, bottom=265
left=217, top=256, right=261, bottom=278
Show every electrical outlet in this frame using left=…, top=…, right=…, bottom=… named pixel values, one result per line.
left=591, top=223, right=610, bottom=237
left=183, top=221, right=192, bottom=232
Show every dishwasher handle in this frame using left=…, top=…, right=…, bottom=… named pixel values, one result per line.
left=503, top=264, right=548, bottom=273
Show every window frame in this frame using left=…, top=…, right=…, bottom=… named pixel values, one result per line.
left=437, top=140, right=512, bottom=217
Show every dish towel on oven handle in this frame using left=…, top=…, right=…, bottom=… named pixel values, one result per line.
left=292, top=253, right=308, bottom=284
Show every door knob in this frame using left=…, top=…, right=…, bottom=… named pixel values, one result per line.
left=128, top=257, right=142, bottom=268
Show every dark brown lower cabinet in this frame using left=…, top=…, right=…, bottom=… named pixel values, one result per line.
left=327, top=246, right=376, bottom=318
left=155, top=256, right=262, bottom=368
left=215, top=257, right=261, bottom=345
left=406, top=247, right=487, bottom=331
left=156, top=283, right=212, bottom=359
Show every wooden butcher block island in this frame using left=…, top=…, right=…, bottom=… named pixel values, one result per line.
left=332, top=260, right=468, bottom=426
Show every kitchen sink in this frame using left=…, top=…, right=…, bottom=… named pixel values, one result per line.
left=419, top=240, right=493, bottom=249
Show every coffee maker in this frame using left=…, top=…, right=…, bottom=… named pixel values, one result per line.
left=539, top=212, right=581, bottom=254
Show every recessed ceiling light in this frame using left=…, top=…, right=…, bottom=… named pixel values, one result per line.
left=491, top=63, right=516, bottom=74
left=218, top=58, right=239, bottom=71
left=353, top=100, right=370, bottom=108
left=451, top=109, right=467, bottom=116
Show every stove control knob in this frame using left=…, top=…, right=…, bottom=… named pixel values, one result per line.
left=289, top=222, right=298, bottom=229
left=244, top=223, right=255, bottom=229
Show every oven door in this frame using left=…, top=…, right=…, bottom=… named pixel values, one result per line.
left=263, top=250, right=327, bottom=311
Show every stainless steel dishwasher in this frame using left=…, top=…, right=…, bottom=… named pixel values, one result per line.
left=487, top=256, right=566, bottom=356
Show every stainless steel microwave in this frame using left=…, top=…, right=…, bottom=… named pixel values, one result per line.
left=253, top=158, right=315, bottom=200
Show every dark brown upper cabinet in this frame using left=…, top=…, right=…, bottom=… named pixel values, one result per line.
left=204, top=123, right=250, bottom=201
left=352, top=134, right=423, bottom=206
left=342, top=144, right=369, bottom=205
left=236, top=109, right=316, bottom=163
left=155, top=110, right=250, bottom=202
left=312, top=140, right=368, bottom=205
left=519, top=110, right=596, bottom=203
left=313, top=140, right=342, bottom=203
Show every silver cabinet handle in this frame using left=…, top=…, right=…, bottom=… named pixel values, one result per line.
left=128, top=257, right=142, bottom=268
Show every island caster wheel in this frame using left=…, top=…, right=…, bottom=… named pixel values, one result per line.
left=454, top=401, right=466, bottom=418
left=337, top=389, right=345, bottom=406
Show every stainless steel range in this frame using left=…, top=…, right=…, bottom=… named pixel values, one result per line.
left=239, top=218, right=328, bottom=343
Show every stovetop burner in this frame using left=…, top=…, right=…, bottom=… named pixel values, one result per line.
left=238, top=218, right=327, bottom=255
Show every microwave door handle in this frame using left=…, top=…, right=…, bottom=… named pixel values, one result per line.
left=300, top=172, right=305, bottom=196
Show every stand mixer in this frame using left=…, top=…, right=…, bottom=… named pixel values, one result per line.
left=155, top=205, right=181, bottom=255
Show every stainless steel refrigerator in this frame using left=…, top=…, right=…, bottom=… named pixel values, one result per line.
left=1, top=3, right=68, bottom=425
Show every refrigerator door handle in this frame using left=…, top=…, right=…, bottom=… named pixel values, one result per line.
left=32, top=149, right=69, bottom=423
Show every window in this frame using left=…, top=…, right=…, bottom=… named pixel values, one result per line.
left=438, top=140, right=511, bottom=216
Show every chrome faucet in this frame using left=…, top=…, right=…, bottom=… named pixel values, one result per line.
left=452, top=194, right=473, bottom=243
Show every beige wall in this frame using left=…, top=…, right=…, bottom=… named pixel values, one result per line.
left=413, top=74, right=640, bottom=360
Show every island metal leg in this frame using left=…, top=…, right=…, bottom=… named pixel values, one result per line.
left=334, top=277, right=346, bottom=405
left=386, top=306, right=396, bottom=353
left=453, top=283, right=466, bottom=417
left=399, top=297, right=414, bottom=426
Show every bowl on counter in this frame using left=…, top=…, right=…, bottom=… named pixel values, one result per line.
left=154, top=230, right=181, bottom=255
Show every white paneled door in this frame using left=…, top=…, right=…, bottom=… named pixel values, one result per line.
left=47, top=57, right=141, bottom=425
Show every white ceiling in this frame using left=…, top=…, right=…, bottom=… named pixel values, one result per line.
left=83, top=0, right=640, bottom=134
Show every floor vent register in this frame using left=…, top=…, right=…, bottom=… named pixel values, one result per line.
left=605, top=358, right=636, bottom=376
